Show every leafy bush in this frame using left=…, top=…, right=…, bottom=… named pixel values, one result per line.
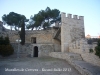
left=0, top=36, right=10, bottom=45
left=95, top=39, right=100, bottom=58
left=0, top=36, right=14, bottom=57
left=4, top=37, right=10, bottom=45
left=89, top=49, right=94, bottom=53
left=0, top=45, right=14, bottom=57
left=0, top=36, right=4, bottom=45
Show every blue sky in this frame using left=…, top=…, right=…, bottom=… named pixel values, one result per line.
left=0, top=0, right=100, bottom=36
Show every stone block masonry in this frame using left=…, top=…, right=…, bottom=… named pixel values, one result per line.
left=49, top=52, right=100, bottom=75
left=61, top=12, right=85, bottom=52
left=69, top=39, right=100, bottom=67
left=1, top=12, right=99, bottom=69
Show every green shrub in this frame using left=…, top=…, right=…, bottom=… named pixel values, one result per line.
left=0, top=45, right=14, bottom=57
left=0, top=36, right=10, bottom=45
left=0, top=36, right=14, bottom=57
left=4, top=36, right=10, bottom=45
left=95, top=39, right=100, bottom=58
left=89, top=49, right=94, bottom=53
left=0, top=36, right=4, bottom=45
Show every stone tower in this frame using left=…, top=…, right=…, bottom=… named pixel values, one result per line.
left=61, top=12, right=85, bottom=52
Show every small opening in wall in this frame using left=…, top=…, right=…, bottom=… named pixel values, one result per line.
left=31, top=37, right=36, bottom=44
left=34, top=46, right=38, bottom=57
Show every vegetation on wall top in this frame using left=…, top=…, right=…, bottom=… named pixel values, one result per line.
left=95, top=39, right=100, bottom=58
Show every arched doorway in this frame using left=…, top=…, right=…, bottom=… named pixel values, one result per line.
left=34, top=46, right=38, bottom=57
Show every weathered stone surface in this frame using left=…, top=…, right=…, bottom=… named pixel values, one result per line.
left=0, top=12, right=100, bottom=71
left=61, top=12, right=85, bottom=52
left=81, top=53, right=100, bottom=67
left=11, top=43, right=32, bottom=54
left=49, top=52, right=100, bottom=75
left=39, top=44, right=54, bottom=56
left=0, top=28, right=61, bottom=53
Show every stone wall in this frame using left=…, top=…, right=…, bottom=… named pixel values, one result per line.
left=69, top=39, right=100, bottom=67
left=52, top=28, right=61, bottom=52
left=69, top=39, right=89, bottom=54
left=0, top=30, right=53, bottom=43
left=69, top=39, right=97, bottom=54
left=11, top=43, right=55, bottom=57
left=61, top=12, right=85, bottom=52
left=11, top=43, right=32, bottom=54
left=52, top=38, right=61, bottom=52
left=81, top=53, right=100, bottom=67
left=29, top=44, right=55, bottom=57
left=26, top=30, right=53, bottom=43
left=49, top=52, right=92, bottom=75
left=6, top=28, right=61, bottom=57
left=0, top=28, right=61, bottom=50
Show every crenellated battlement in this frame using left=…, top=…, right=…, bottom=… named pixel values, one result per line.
left=61, top=12, right=84, bottom=20
left=61, top=12, right=85, bottom=52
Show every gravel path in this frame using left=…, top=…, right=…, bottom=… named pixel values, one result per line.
left=0, top=57, right=81, bottom=75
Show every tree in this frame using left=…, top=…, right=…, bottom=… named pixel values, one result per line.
left=2, top=12, right=21, bottom=30
left=95, top=39, right=100, bottom=58
left=4, top=36, right=10, bottom=45
left=26, top=16, right=35, bottom=30
left=0, top=36, right=14, bottom=57
left=20, top=20, right=25, bottom=45
left=26, top=7, right=61, bottom=30
left=2, top=12, right=28, bottom=45
left=0, top=36, right=4, bottom=45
